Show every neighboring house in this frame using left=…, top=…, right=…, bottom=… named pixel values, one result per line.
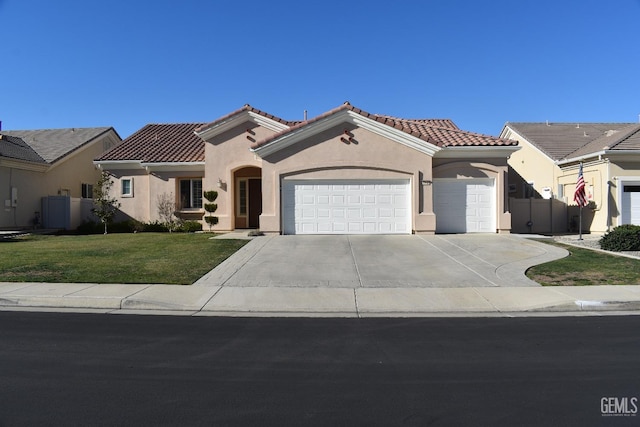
left=0, top=127, right=122, bottom=229
left=96, top=103, right=518, bottom=234
left=501, top=122, right=640, bottom=233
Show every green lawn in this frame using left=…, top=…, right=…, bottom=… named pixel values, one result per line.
left=0, top=233, right=247, bottom=285
left=527, top=241, right=640, bottom=286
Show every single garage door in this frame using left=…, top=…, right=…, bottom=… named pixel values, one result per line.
left=282, top=179, right=411, bottom=235
left=433, top=178, right=495, bottom=233
left=621, top=184, right=640, bottom=225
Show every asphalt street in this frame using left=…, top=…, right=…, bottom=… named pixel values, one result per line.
left=1, top=312, right=639, bottom=426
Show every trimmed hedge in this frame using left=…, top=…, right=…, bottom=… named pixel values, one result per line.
left=75, top=220, right=202, bottom=235
left=599, top=225, right=640, bottom=252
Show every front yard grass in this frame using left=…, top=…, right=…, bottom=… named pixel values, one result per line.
left=0, top=233, right=247, bottom=285
left=527, top=241, right=640, bottom=286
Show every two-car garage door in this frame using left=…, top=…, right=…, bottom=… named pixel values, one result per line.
left=282, top=180, right=411, bottom=234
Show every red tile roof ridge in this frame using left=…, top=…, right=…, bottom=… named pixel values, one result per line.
left=376, top=115, right=460, bottom=129
left=249, top=102, right=515, bottom=150
left=195, top=104, right=294, bottom=134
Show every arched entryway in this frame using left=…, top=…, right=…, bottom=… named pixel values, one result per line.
left=233, top=166, right=262, bottom=229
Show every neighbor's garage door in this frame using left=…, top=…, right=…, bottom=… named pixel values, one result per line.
left=621, top=184, right=640, bottom=225
left=282, top=180, right=411, bottom=234
left=433, top=178, right=495, bottom=233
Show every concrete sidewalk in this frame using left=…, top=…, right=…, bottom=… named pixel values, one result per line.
left=2, top=233, right=640, bottom=317
left=2, top=281, right=640, bottom=317
left=0, top=283, right=640, bottom=317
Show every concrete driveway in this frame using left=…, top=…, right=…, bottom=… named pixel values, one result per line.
left=196, top=234, right=568, bottom=288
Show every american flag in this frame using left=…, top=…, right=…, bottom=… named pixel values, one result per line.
left=574, top=163, right=588, bottom=207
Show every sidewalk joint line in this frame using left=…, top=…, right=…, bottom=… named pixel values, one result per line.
left=417, top=235, right=501, bottom=287
left=347, top=235, right=364, bottom=288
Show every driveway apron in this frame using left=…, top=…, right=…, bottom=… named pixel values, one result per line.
left=204, top=234, right=567, bottom=288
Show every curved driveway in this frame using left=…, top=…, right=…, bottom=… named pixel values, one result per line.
left=196, top=234, right=568, bottom=288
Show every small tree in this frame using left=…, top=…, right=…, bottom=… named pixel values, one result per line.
left=203, top=190, right=219, bottom=231
left=157, top=192, right=179, bottom=232
left=92, top=171, right=120, bottom=234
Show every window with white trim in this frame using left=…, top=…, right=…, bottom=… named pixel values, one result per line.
left=121, top=178, right=133, bottom=197
left=179, top=178, right=202, bottom=209
left=81, top=183, right=94, bottom=199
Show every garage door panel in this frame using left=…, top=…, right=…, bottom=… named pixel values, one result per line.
left=283, top=179, right=411, bottom=235
left=434, top=179, right=495, bottom=233
left=622, top=185, right=640, bottom=225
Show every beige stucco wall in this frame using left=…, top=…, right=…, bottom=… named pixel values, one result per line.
left=107, top=170, right=151, bottom=222
left=258, top=124, right=436, bottom=234
left=433, top=158, right=512, bottom=233
left=552, top=159, right=640, bottom=234
left=0, top=163, right=45, bottom=228
left=107, top=169, right=204, bottom=223
left=43, top=138, right=113, bottom=198
left=505, top=130, right=561, bottom=197
left=202, top=122, right=276, bottom=231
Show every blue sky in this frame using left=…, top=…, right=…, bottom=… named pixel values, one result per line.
left=2, top=0, right=639, bottom=139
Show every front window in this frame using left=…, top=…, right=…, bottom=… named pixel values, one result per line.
left=180, top=179, right=202, bottom=209
left=121, top=178, right=133, bottom=197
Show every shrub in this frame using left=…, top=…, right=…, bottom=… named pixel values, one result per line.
left=76, top=220, right=103, bottom=234
left=178, top=221, right=203, bottom=233
left=599, top=225, right=640, bottom=251
left=142, top=221, right=169, bottom=232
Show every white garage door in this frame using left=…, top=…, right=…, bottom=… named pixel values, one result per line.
left=433, top=179, right=495, bottom=233
left=621, top=184, right=640, bottom=225
left=282, top=180, right=411, bottom=235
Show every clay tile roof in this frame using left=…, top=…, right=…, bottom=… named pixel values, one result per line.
left=251, top=102, right=515, bottom=150
left=195, top=104, right=295, bottom=134
left=0, top=134, right=47, bottom=163
left=96, top=123, right=206, bottom=163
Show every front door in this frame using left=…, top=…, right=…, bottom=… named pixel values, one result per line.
left=248, top=178, right=262, bottom=228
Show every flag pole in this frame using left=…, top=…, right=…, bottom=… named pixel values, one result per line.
left=578, top=205, right=583, bottom=240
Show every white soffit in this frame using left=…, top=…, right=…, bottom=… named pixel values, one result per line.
left=94, top=160, right=205, bottom=172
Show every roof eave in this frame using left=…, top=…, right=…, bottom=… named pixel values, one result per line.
left=252, top=110, right=442, bottom=157
left=94, top=160, right=144, bottom=170
left=0, top=157, right=49, bottom=172
left=94, top=160, right=205, bottom=172
left=557, top=149, right=640, bottom=166
left=141, top=162, right=205, bottom=172
left=434, top=146, right=520, bottom=159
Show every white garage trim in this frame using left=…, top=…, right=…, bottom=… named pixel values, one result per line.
left=620, top=180, right=640, bottom=225
left=282, top=179, right=411, bottom=235
left=433, top=178, right=496, bottom=233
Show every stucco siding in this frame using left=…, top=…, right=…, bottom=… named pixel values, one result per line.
left=203, top=122, right=277, bottom=231
left=259, top=125, right=435, bottom=234
left=0, top=166, right=44, bottom=228
left=507, top=133, right=560, bottom=197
